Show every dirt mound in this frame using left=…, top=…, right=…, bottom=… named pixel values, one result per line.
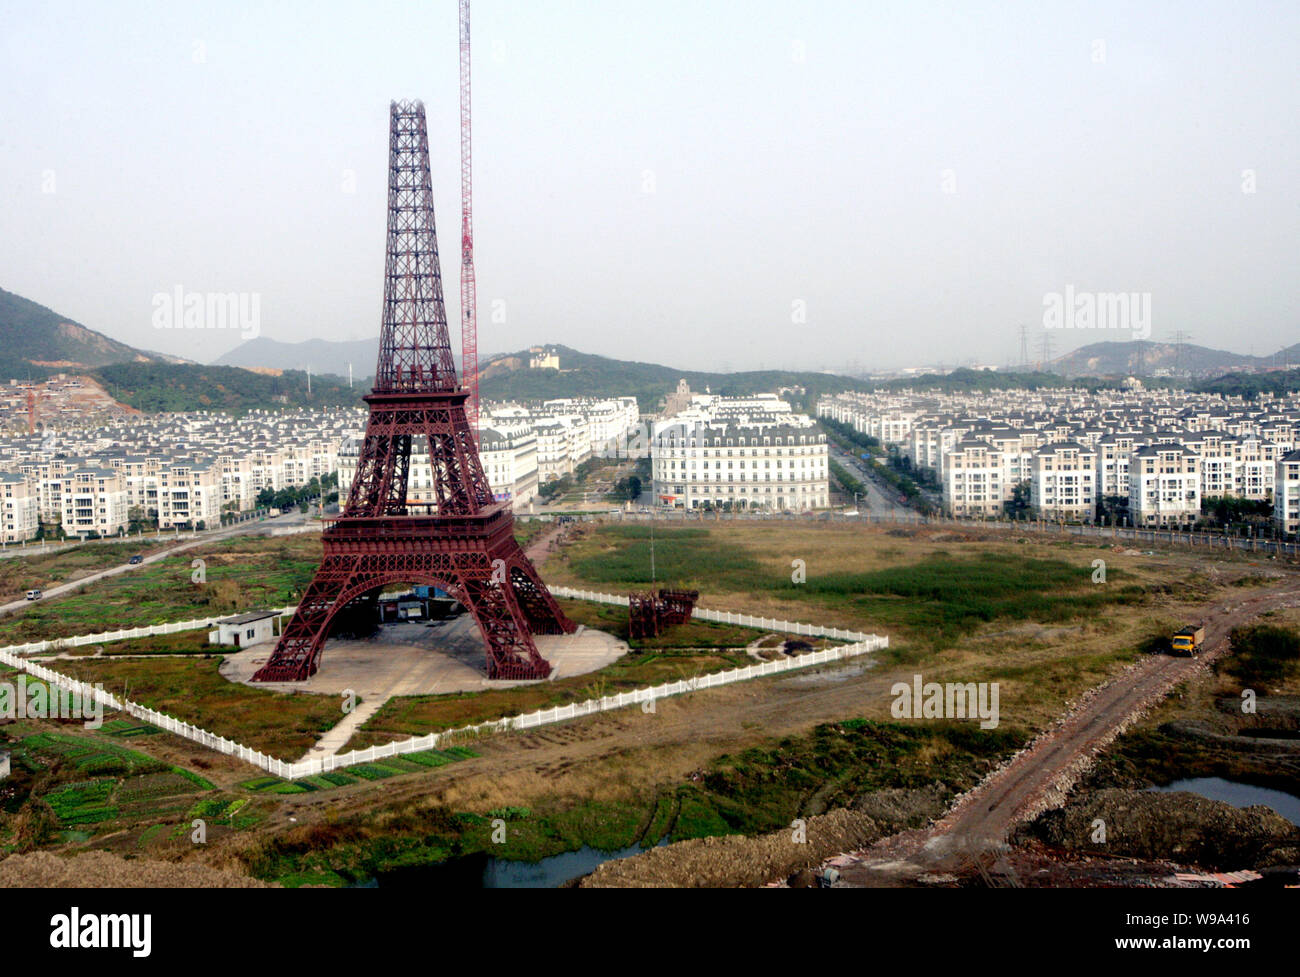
left=1016, top=788, right=1300, bottom=870
left=851, top=785, right=949, bottom=832
left=1162, top=719, right=1300, bottom=755
left=580, top=788, right=947, bottom=888
left=0, top=850, right=272, bottom=888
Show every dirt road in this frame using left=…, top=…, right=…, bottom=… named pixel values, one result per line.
left=0, top=511, right=317, bottom=618
left=830, top=581, right=1300, bottom=885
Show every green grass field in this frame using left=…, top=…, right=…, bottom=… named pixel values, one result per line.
left=0, top=535, right=323, bottom=644
left=554, top=524, right=1148, bottom=645
left=54, top=656, right=345, bottom=758
left=0, top=538, right=173, bottom=605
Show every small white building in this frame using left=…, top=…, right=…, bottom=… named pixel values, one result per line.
left=208, top=610, right=279, bottom=648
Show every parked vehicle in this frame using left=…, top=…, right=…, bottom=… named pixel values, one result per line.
left=25, top=589, right=42, bottom=601
left=127, top=554, right=143, bottom=565
left=1171, top=625, right=1206, bottom=656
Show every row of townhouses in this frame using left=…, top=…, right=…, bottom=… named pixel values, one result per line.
left=819, top=387, right=1300, bottom=534
left=0, top=409, right=357, bottom=540
left=1, top=387, right=829, bottom=538
left=337, top=397, right=642, bottom=507
left=651, top=390, right=830, bottom=511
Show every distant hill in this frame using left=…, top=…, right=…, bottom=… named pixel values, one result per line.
left=213, top=336, right=379, bottom=381
left=1274, top=343, right=1300, bottom=367
left=881, top=367, right=1076, bottom=393
left=92, top=362, right=364, bottom=414
left=882, top=364, right=1300, bottom=398
left=478, top=345, right=875, bottom=412
left=0, top=286, right=183, bottom=380
left=1194, top=368, right=1300, bottom=399
left=1048, top=340, right=1283, bottom=377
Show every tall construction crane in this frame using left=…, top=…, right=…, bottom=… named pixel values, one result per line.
left=25, top=386, right=45, bottom=435
left=459, top=0, right=480, bottom=444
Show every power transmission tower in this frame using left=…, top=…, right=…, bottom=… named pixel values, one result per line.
left=1170, top=330, right=1191, bottom=376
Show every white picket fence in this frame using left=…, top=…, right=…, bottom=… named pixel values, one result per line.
left=0, top=606, right=298, bottom=658
left=0, top=598, right=887, bottom=781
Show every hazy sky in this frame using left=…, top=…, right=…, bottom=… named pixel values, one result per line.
left=2, top=0, right=1296, bottom=373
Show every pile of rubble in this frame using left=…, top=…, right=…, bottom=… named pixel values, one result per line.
left=0, top=850, right=272, bottom=888
left=1015, top=788, right=1300, bottom=870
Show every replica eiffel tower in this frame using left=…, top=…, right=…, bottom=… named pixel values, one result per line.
left=253, top=100, right=572, bottom=683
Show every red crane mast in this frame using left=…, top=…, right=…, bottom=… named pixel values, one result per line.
left=459, top=0, right=479, bottom=444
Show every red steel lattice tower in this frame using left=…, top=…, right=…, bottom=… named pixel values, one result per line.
left=459, top=0, right=479, bottom=443
left=252, top=100, right=572, bottom=684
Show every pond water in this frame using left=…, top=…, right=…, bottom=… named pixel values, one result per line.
left=1146, top=777, right=1300, bottom=826
left=369, top=842, right=660, bottom=889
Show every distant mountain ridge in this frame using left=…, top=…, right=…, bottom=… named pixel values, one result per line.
left=4, top=286, right=1296, bottom=414
left=476, top=344, right=876, bottom=411
left=1050, top=340, right=1299, bottom=377
left=213, top=336, right=380, bottom=380
left=0, top=286, right=185, bottom=379
left=211, top=339, right=875, bottom=411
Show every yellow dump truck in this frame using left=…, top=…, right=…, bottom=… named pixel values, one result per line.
left=1171, top=625, right=1205, bottom=657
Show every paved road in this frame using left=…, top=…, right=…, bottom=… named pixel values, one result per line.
left=830, top=446, right=915, bottom=516
left=0, top=512, right=317, bottom=619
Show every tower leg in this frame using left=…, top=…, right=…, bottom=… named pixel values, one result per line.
left=455, top=555, right=553, bottom=680
left=498, top=540, right=574, bottom=636
left=252, top=555, right=358, bottom=682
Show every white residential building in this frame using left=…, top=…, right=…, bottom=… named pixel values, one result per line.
left=943, top=439, right=1004, bottom=518
left=0, top=472, right=39, bottom=542
left=1277, top=450, right=1300, bottom=536
left=60, top=467, right=128, bottom=538
left=1030, top=442, right=1097, bottom=522
left=338, top=427, right=541, bottom=512
left=652, top=397, right=828, bottom=511
left=1233, top=435, right=1278, bottom=501
left=1129, top=444, right=1201, bottom=526
left=158, top=458, right=223, bottom=529
left=479, top=422, right=540, bottom=506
